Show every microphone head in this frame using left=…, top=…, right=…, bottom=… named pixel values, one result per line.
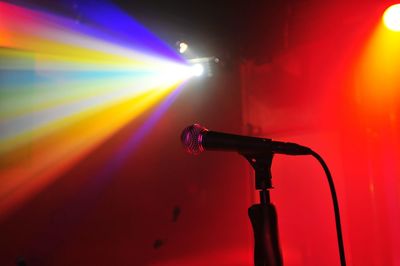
left=181, top=124, right=209, bottom=155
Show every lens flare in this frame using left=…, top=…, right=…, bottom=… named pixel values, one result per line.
left=0, top=2, right=190, bottom=219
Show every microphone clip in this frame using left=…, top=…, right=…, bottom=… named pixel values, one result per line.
left=240, top=151, right=274, bottom=191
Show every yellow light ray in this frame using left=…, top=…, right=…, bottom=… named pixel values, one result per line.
left=0, top=81, right=181, bottom=220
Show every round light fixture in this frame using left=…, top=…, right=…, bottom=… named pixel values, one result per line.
left=383, top=4, right=400, bottom=31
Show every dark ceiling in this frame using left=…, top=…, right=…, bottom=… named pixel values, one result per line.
left=9, top=0, right=293, bottom=62
left=114, top=0, right=291, bottom=61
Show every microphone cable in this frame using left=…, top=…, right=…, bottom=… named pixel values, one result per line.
left=309, top=150, right=346, bottom=266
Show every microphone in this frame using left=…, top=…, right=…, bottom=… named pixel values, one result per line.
left=181, top=124, right=312, bottom=156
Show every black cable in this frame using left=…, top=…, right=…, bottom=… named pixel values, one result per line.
left=309, top=150, right=346, bottom=266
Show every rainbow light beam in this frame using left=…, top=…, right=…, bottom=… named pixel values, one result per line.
left=0, top=2, right=193, bottom=220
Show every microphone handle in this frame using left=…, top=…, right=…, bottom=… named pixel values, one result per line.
left=203, top=131, right=311, bottom=155
left=202, top=131, right=272, bottom=153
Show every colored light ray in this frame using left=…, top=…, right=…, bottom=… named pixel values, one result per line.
left=0, top=2, right=189, bottom=82
left=0, top=2, right=191, bottom=220
left=62, top=0, right=183, bottom=61
left=351, top=9, right=400, bottom=260
left=8, top=83, right=189, bottom=252
left=354, top=22, right=400, bottom=114
left=383, top=4, right=400, bottom=32
left=71, top=83, right=187, bottom=213
left=0, top=67, right=187, bottom=141
left=0, top=82, right=180, bottom=220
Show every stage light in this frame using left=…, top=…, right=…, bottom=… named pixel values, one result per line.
left=179, top=42, right=188, bottom=54
left=191, top=63, right=204, bottom=76
left=383, top=4, right=400, bottom=31
left=0, top=2, right=191, bottom=220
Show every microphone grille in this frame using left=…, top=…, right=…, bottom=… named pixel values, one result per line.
left=180, top=124, right=208, bottom=155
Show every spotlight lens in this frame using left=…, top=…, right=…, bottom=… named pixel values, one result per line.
left=191, top=63, right=204, bottom=77
left=383, top=4, right=400, bottom=31
left=179, top=42, right=188, bottom=53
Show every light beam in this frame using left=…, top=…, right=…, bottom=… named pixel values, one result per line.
left=0, top=2, right=191, bottom=220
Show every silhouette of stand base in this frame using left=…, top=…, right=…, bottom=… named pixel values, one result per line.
left=249, top=198, right=283, bottom=266
left=242, top=152, right=283, bottom=266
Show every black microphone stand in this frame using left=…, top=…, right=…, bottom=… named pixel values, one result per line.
left=241, top=151, right=283, bottom=266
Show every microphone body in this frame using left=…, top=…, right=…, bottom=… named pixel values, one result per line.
left=181, top=124, right=312, bottom=156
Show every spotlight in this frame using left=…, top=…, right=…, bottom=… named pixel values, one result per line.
left=191, top=63, right=204, bottom=77
left=383, top=4, right=400, bottom=31
left=178, top=42, right=188, bottom=54
left=186, top=57, right=218, bottom=78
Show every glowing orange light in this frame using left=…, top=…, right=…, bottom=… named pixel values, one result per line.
left=383, top=4, right=400, bottom=31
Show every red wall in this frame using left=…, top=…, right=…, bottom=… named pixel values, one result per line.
left=240, top=1, right=400, bottom=265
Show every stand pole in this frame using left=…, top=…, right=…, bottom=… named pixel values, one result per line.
left=248, top=191, right=283, bottom=266
left=242, top=152, right=283, bottom=266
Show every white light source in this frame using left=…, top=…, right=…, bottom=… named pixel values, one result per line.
left=179, top=42, right=188, bottom=54
left=191, top=63, right=204, bottom=77
left=383, top=4, right=400, bottom=31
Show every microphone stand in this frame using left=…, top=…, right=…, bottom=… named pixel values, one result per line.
left=241, top=152, right=283, bottom=266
